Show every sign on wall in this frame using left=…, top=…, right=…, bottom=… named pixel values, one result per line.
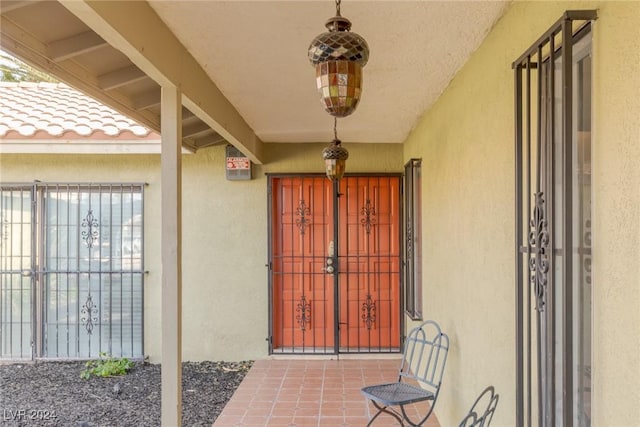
left=225, top=145, right=252, bottom=181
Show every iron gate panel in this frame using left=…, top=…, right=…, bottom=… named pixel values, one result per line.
left=0, top=183, right=144, bottom=360
left=338, top=176, right=401, bottom=353
left=270, top=176, right=334, bottom=353
left=0, top=186, right=34, bottom=359
left=269, top=175, right=401, bottom=354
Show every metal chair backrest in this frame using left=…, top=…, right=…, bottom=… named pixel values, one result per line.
left=458, top=386, right=499, bottom=427
left=399, top=320, right=450, bottom=398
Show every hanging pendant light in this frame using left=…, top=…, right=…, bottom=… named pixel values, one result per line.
left=308, top=0, right=369, bottom=118
left=322, top=117, right=349, bottom=182
left=310, top=0, right=367, bottom=181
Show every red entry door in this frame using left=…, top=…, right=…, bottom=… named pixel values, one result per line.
left=338, top=176, right=401, bottom=351
left=270, top=175, right=400, bottom=353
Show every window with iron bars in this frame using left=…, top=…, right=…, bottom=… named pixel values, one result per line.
left=514, top=11, right=595, bottom=426
left=0, top=183, right=144, bottom=360
left=403, top=159, right=422, bottom=320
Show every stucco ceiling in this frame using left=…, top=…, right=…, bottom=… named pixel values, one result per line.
left=148, top=1, right=509, bottom=144
left=1, top=0, right=510, bottom=158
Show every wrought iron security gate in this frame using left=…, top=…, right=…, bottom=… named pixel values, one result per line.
left=0, top=183, right=144, bottom=360
left=268, top=175, right=402, bottom=354
left=514, top=11, right=595, bottom=427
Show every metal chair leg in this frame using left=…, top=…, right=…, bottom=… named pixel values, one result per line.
left=368, top=400, right=405, bottom=426
left=400, top=401, right=435, bottom=427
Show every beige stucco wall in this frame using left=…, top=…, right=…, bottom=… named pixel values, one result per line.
left=403, top=1, right=640, bottom=426
left=0, top=142, right=403, bottom=363
left=180, top=142, right=404, bottom=362
left=591, top=2, right=640, bottom=426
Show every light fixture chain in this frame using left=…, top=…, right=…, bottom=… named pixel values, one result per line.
left=335, top=0, right=341, bottom=16
left=334, top=117, right=338, bottom=141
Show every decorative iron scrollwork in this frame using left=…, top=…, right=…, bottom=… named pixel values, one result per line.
left=361, top=294, right=377, bottom=330
left=81, top=294, right=99, bottom=335
left=360, top=199, right=376, bottom=234
left=529, top=192, right=549, bottom=312
left=584, top=219, right=591, bottom=286
left=295, top=200, right=311, bottom=235
left=406, top=223, right=413, bottom=257
left=81, top=209, right=99, bottom=248
left=296, top=295, right=311, bottom=331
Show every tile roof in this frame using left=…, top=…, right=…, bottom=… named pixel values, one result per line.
left=0, top=82, right=158, bottom=140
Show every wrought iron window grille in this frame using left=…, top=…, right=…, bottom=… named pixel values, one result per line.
left=404, top=159, right=422, bottom=320
left=0, top=182, right=145, bottom=360
left=514, top=11, right=596, bottom=427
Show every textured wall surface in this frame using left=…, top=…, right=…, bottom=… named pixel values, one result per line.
left=591, top=2, right=640, bottom=426
left=0, top=142, right=404, bottom=363
left=403, top=1, right=639, bottom=425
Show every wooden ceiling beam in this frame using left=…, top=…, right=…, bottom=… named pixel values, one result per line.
left=0, top=1, right=41, bottom=13
left=182, top=121, right=210, bottom=138
left=192, top=133, right=226, bottom=149
left=0, top=14, right=160, bottom=132
left=48, top=31, right=108, bottom=62
left=98, top=65, right=148, bottom=91
left=181, top=109, right=195, bottom=120
left=59, top=0, right=264, bottom=164
left=133, top=89, right=161, bottom=110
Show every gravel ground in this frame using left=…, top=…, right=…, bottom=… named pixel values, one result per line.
left=0, top=360, right=252, bottom=427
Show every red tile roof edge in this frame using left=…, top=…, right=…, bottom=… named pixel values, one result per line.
left=0, top=81, right=159, bottom=141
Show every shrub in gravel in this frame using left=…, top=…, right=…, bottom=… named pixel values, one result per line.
left=80, top=352, right=134, bottom=379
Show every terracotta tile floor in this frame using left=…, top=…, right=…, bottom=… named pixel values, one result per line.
left=212, top=359, right=440, bottom=427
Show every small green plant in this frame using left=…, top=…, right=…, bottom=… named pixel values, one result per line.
left=80, top=352, right=134, bottom=379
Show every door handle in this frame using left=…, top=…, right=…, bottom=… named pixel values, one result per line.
left=323, top=257, right=335, bottom=274
left=323, top=265, right=335, bottom=274
left=323, top=240, right=336, bottom=274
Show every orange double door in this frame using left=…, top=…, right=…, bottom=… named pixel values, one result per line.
left=269, top=175, right=401, bottom=354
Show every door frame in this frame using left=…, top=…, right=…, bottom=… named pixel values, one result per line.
left=267, top=173, right=404, bottom=355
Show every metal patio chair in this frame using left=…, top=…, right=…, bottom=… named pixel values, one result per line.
left=361, top=320, right=449, bottom=426
left=458, top=386, right=499, bottom=427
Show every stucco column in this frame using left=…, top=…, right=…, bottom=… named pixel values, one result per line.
left=160, top=85, right=183, bottom=426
